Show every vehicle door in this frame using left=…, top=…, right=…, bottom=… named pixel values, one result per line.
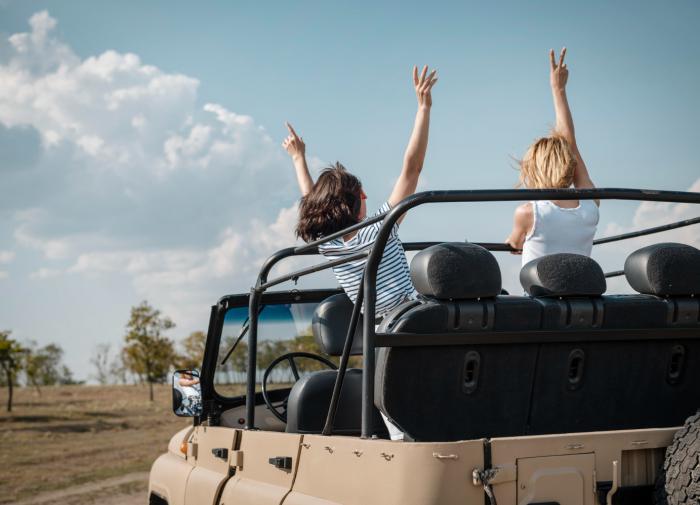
left=188, top=288, right=340, bottom=505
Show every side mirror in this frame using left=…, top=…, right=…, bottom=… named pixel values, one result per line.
left=172, top=369, right=202, bottom=417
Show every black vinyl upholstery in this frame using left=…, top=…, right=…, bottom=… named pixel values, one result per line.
left=286, top=369, right=387, bottom=436
left=528, top=338, right=700, bottom=435
left=311, top=293, right=363, bottom=356
left=625, top=243, right=700, bottom=296
left=374, top=245, right=700, bottom=442
left=286, top=293, right=387, bottom=436
left=375, top=342, right=539, bottom=441
left=520, top=253, right=606, bottom=296
left=410, top=242, right=501, bottom=299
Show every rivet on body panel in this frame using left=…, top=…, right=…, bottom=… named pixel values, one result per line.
left=324, top=445, right=334, bottom=453
left=380, top=452, right=394, bottom=461
left=352, top=450, right=363, bottom=457
left=300, top=443, right=310, bottom=449
left=565, top=443, right=584, bottom=450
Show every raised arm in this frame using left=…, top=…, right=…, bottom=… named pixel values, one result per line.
left=549, top=48, right=596, bottom=194
left=388, top=65, right=438, bottom=219
left=282, top=122, right=314, bottom=197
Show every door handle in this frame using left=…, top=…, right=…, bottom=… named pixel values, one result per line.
left=268, top=456, right=292, bottom=470
left=212, top=448, right=228, bottom=460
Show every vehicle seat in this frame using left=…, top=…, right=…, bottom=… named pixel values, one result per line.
left=375, top=243, right=543, bottom=441
left=521, top=253, right=607, bottom=329
left=285, top=293, right=388, bottom=436
left=528, top=244, right=700, bottom=435
left=376, top=244, right=700, bottom=442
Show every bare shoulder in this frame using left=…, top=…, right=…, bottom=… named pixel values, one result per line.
left=514, top=202, right=533, bottom=222
left=511, top=202, right=534, bottom=235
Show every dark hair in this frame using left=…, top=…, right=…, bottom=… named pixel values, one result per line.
left=296, top=162, right=362, bottom=242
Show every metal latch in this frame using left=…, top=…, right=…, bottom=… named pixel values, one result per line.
left=472, top=466, right=515, bottom=505
left=268, top=456, right=293, bottom=470
left=212, top=448, right=228, bottom=460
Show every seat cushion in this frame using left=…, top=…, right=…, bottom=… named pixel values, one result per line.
left=286, top=369, right=387, bottom=436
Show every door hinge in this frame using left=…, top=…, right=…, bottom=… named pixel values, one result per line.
left=230, top=450, right=243, bottom=469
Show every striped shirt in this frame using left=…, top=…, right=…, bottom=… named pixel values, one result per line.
left=318, top=202, right=417, bottom=317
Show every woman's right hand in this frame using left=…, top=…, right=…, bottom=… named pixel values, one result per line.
left=282, top=122, right=305, bottom=160
left=413, top=65, right=438, bottom=108
left=550, top=47, right=568, bottom=92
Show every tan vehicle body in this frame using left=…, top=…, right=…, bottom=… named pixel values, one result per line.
left=150, top=423, right=673, bottom=505
left=150, top=190, right=700, bottom=504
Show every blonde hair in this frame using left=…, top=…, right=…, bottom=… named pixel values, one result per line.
left=519, top=135, right=576, bottom=189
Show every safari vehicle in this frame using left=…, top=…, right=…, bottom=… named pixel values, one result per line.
left=150, top=188, right=700, bottom=505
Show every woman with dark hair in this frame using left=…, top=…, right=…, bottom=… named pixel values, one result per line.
left=283, top=65, right=438, bottom=320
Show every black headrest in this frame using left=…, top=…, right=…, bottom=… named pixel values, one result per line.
left=624, top=243, right=700, bottom=296
left=311, top=294, right=363, bottom=356
left=520, top=253, right=606, bottom=297
left=410, top=243, right=502, bottom=299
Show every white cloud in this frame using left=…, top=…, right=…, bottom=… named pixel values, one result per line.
left=0, top=11, right=302, bottom=330
left=597, top=178, right=700, bottom=293
left=30, top=267, right=61, bottom=280
left=602, top=178, right=700, bottom=250
left=62, top=203, right=301, bottom=327
left=0, top=250, right=14, bottom=263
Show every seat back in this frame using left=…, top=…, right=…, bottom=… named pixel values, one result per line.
left=286, top=293, right=386, bottom=436
left=286, top=369, right=387, bottom=436
left=527, top=245, right=700, bottom=435
left=375, top=244, right=700, bottom=442
left=377, top=243, right=534, bottom=441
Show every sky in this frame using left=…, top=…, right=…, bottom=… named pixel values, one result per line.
left=0, top=1, right=698, bottom=380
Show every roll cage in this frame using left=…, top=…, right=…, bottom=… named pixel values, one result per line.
left=205, top=188, right=699, bottom=439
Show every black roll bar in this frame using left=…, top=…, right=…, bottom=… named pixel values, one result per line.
left=322, top=281, right=365, bottom=436
left=241, top=188, right=700, bottom=433
left=593, top=216, right=700, bottom=245
left=359, top=188, right=700, bottom=437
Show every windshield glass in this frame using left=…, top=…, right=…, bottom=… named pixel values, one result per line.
left=215, top=301, right=323, bottom=398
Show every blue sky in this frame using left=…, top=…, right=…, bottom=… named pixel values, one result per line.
left=0, top=1, right=698, bottom=380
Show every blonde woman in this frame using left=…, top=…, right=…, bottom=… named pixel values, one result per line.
left=506, top=48, right=599, bottom=265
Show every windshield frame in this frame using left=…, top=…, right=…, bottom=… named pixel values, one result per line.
left=200, top=288, right=342, bottom=420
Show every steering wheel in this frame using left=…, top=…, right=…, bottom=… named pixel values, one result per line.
left=262, top=351, right=337, bottom=423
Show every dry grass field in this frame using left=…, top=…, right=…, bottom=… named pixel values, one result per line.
left=0, top=384, right=216, bottom=504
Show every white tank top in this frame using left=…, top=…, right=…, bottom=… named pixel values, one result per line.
left=521, top=200, right=599, bottom=266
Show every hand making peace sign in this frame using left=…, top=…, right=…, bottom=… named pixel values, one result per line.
left=550, top=47, right=568, bottom=91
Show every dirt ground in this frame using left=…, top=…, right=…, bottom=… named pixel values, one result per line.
left=0, top=384, right=195, bottom=504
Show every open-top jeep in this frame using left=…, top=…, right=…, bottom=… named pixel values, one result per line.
left=149, top=188, right=700, bottom=505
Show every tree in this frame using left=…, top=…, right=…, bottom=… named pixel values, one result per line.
left=178, top=331, right=206, bottom=370
left=24, top=342, right=68, bottom=393
left=90, top=344, right=112, bottom=385
left=123, top=301, right=177, bottom=401
left=57, top=365, right=80, bottom=385
left=230, top=340, right=248, bottom=383
left=0, top=331, right=25, bottom=412
left=110, top=352, right=128, bottom=385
